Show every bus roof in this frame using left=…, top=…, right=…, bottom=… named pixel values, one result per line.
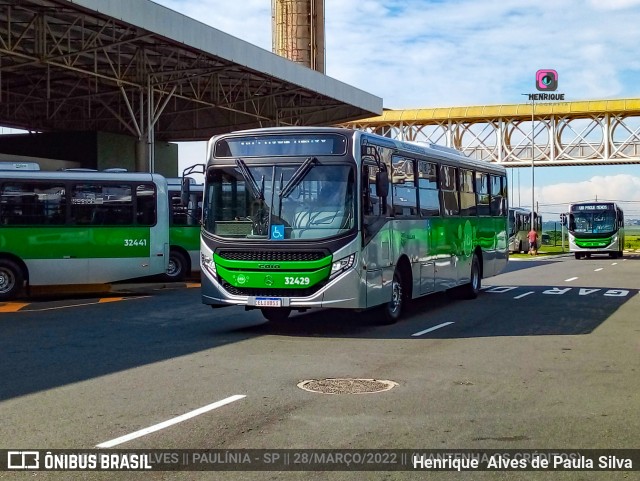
left=0, top=170, right=166, bottom=183
left=569, top=201, right=621, bottom=211
left=213, top=126, right=506, bottom=175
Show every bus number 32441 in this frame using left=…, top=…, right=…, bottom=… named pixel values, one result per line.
left=284, top=276, right=310, bottom=286
left=124, top=239, right=148, bottom=247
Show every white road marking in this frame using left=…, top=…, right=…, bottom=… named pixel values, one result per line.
left=486, top=286, right=518, bottom=293
left=611, top=262, right=618, bottom=266
left=412, top=322, right=454, bottom=337
left=514, top=291, right=534, bottom=299
left=594, top=268, right=603, bottom=272
left=96, top=395, right=246, bottom=448
left=564, top=277, right=578, bottom=282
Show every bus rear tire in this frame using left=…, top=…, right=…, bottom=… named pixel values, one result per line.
left=0, top=259, right=24, bottom=301
left=574, top=253, right=582, bottom=259
left=460, top=254, right=481, bottom=300
left=164, top=250, right=189, bottom=282
left=261, top=307, right=291, bottom=323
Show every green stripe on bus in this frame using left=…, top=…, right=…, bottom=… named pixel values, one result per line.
left=169, top=226, right=200, bottom=251
left=576, top=238, right=612, bottom=248
left=213, top=253, right=332, bottom=271
left=0, top=227, right=151, bottom=258
left=216, top=265, right=331, bottom=289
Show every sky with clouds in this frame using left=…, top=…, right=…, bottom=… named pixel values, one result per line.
left=155, top=0, right=640, bottom=218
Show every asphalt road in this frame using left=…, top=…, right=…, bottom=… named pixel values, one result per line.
left=0, top=254, right=638, bottom=480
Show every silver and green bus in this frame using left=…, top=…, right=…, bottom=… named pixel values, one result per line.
left=166, top=171, right=203, bottom=281
left=568, top=202, right=624, bottom=259
left=508, top=207, right=542, bottom=253
left=0, top=168, right=170, bottom=300
left=198, top=127, right=509, bottom=323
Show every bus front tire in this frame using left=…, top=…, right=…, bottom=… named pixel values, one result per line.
left=165, top=250, right=189, bottom=282
left=261, top=307, right=291, bottom=323
left=377, top=268, right=405, bottom=325
left=0, top=259, right=24, bottom=301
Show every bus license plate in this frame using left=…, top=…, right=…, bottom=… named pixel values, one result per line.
left=255, top=297, right=282, bottom=307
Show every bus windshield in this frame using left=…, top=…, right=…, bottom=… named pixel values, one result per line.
left=570, top=210, right=616, bottom=235
left=203, top=163, right=355, bottom=240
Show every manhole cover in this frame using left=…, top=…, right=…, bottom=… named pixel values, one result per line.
left=297, top=378, right=398, bottom=394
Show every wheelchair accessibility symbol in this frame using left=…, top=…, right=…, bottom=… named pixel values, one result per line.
left=271, top=224, right=285, bottom=240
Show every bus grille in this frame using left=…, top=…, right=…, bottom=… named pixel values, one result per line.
left=222, top=281, right=323, bottom=298
left=217, top=250, right=326, bottom=262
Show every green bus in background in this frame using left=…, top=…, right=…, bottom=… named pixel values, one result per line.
left=0, top=166, right=170, bottom=300
left=196, top=127, right=509, bottom=323
left=166, top=169, right=203, bottom=281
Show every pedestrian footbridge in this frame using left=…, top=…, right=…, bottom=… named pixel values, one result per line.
left=343, top=98, right=640, bottom=167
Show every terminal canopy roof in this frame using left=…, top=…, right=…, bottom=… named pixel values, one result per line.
left=0, top=0, right=382, bottom=141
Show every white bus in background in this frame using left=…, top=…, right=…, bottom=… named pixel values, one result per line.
left=568, top=202, right=624, bottom=259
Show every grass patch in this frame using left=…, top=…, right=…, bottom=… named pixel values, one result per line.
left=625, top=234, right=640, bottom=250
left=510, top=244, right=569, bottom=258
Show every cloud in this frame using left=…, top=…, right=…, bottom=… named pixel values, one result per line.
left=588, top=0, right=640, bottom=10
left=156, top=0, right=640, bottom=217
left=152, top=0, right=640, bottom=107
left=518, top=174, right=640, bottom=217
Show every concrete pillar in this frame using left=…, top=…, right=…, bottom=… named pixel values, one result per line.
left=135, top=138, right=149, bottom=172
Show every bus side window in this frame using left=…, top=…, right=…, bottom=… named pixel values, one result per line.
left=475, top=172, right=490, bottom=216
left=417, top=160, right=440, bottom=217
left=136, top=184, right=157, bottom=226
left=362, top=165, right=378, bottom=216
left=439, top=165, right=459, bottom=216
left=362, top=163, right=387, bottom=242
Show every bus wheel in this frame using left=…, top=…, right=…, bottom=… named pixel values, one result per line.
left=0, top=259, right=24, bottom=301
left=378, top=269, right=404, bottom=325
left=460, top=254, right=481, bottom=300
left=574, top=253, right=582, bottom=259
left=165, top=250, right=189, bottom=282
left=261, top=307, right=291, bottom=322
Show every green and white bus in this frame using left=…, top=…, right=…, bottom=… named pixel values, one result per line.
left=198, top=127, right=509, bottom=323
left=166, top=169, right=203, bottom=281
left=0, top=168, right=170, bottom=300
left=568, top=202, right=624, bottom=259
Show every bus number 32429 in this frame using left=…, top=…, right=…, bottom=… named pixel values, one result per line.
left=284, top=276, right=310, bottom=285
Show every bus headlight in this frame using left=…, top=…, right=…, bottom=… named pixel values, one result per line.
left=201, top=252, right=217, bottom=276
left=329, top=254, right=355, bottom=280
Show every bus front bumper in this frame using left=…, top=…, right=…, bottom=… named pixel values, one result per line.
left=201, top=267, right=365, bottom=310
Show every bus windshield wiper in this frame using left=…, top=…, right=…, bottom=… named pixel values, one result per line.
left=235, top=158, right=263, bottom=200
left=279, top=156, right=317, bottom=199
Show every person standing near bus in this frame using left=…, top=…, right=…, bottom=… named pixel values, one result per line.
left=528, top=228, right=539, bottom=256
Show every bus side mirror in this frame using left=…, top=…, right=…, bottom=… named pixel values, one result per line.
left=375, top=170, right=389, bottom=198
left=181, top=177, right=191, bottom=206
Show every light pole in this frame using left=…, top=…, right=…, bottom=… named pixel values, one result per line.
left=521, top=94, right=536, bottom=231
left=530, top=98, right=535, bottom=231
